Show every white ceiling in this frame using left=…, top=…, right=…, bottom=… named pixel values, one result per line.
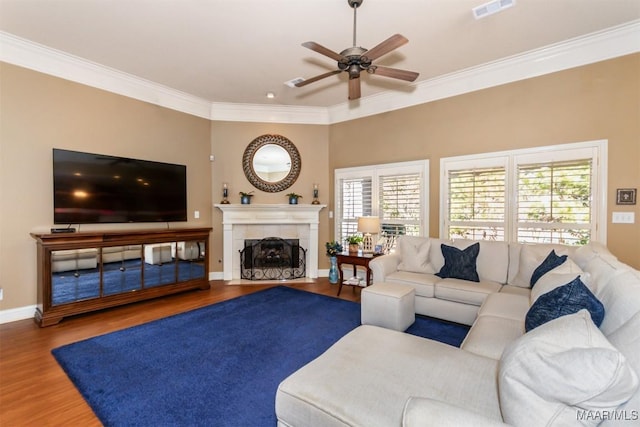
left=1, top=0, right=639, bottom=109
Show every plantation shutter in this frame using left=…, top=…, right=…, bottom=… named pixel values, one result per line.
left=379, top=173, right=422, bottom=236
left=338, top=176, right=373, bottom=242
left=446, top=167, right=506, bottom=240
left=517, top=159, right=592, bottom=244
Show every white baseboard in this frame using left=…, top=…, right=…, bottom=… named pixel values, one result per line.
left=0, top=305, right=36, bottom=324
left=209, top=271, right=224, bottom=281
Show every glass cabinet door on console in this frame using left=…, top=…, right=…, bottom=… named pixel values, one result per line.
left=143, top=243, right=176, bottom=288
left=173, top=241, right=206, bottom=281
left=142, top=241, right=206, bottom=287
left=101, top=245, right=143, bottom=296
left=50, top=248, right=100, bottom=305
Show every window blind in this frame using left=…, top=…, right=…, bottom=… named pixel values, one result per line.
left=338, top=177, right=372, bottom=241
left=517, top=159, right=592, bottom=245
left=379, top=173, right=422, bottom=236
left=447, top=167, right=506, bottom=240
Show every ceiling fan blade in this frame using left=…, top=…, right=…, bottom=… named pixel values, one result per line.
left=295, top=70, right=342, bottom=87
left=362, top=34, right=408, bottom=61
left=371, top=65, right=419, bottom=82
left=301, top=41, right=345, bottom=62
left=348, top=76, right=361, bottom=100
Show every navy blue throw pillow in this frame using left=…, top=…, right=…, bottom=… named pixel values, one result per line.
left=530, top=249, right=567, bottom=288
left=436, top=243, right=480, bottom=282
left=525, top=276, right=605, bottom=332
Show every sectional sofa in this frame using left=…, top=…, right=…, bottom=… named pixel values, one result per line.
left=275, top=237, right=640, bottom=426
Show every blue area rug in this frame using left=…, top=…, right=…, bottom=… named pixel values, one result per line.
left=52, top=286, right=469, bottom=426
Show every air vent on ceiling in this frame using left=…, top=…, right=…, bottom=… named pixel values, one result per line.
left=284, top=77, right=305, bottom=88
left=473, top=0, right=515, bottom=20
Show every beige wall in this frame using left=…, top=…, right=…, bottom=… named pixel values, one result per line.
left=0, top=63, right=212, bottom=311
left=1, top=53, right=638, bottom=314
left=330, top=53, right=640, bottom=268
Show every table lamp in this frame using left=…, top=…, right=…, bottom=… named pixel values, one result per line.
left=357, top=216, right=380, bottom=253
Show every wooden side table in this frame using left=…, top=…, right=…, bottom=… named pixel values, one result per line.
left=335, top=252, right=377, bottom=296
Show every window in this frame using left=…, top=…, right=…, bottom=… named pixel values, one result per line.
left=441, top=141, right=606, bottom=245
left=447, top=166, right=506, bottom=241
left=517, top=159, right=593, bottom=245
left=335, top=161, right=429, bottom=244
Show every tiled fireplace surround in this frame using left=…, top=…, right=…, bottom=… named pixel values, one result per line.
left=215, top=204, right=325, bottom=281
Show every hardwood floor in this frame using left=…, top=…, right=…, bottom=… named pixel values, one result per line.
left=0, top=279, right=362, bottom=426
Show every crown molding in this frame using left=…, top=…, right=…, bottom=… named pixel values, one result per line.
left=0, top=31, right=213, bottom=119
left=329, top=20, right=640, bottom=123
left=209, top=102, right=330, bottom=124
left=2, top=20, right=639, bottom=125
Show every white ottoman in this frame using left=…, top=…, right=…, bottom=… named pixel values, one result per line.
left=144, top=244, right=172, bottom=265
left=361, top=282, right=415, bottom=331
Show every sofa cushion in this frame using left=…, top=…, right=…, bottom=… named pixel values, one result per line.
left=425, top=238, right=449, bottom=272
left=525, top=276, right=604, bottom=332
left=605, top=312, right=640, bottom=426
left=385, top=271, right=437, bottom=298
left=402, top=397, right=510, bottom=427
left=276, top=325, right=503, bottom=427
left=499, top=285, right=530, bottom=297
left=435, top=279, right=502, bottom=306
left=463, top=293, right=529, bottom=360
left=597, top=269, right=640, bottom=336
left=436, top=243, right=480, bottom=282
left=586, top=254, right=632, bottom=294
left=451, top=239, right=510, bottom=284
left=397, top=236, right=435, bottom=274
left=529, top=259, right=587, bottom=304
left=510, top=243, right=574, bottom=288
left=462, top=315, right=524, bottom=360
left=478, top=292, right=530, bottom=321
left=530, top=249, right=567, bottom=287
left=499, top=310, right=639, bottom=427
left=572, top=240, right=617, bottom=270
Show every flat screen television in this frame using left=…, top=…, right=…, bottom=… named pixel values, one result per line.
left=53, top=148, right=187, bottom=224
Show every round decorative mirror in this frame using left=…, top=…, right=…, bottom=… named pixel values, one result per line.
left=243, top=134, right=301, bottom=193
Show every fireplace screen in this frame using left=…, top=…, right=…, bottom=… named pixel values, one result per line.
left=240, top=237, right=306, bottom=280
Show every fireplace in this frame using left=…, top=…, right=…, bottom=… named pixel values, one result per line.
left=214, top=204, right=325, bottom=281
left=240, top=238, right=306, bottom=280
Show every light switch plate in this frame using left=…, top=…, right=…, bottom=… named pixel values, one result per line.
left=612, top=212, right=635, bottom=224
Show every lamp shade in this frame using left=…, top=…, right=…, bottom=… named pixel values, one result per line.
left=357, top=216, right=380, bottom=234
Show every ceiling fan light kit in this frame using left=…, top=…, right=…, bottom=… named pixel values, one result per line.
left=295, top=0, right=419, bottom=101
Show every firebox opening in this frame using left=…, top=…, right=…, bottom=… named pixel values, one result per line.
left=240, top=237, right=306, bottom=280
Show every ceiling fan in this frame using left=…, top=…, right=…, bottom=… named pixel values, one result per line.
left=295, top=0, right=419, bottom=101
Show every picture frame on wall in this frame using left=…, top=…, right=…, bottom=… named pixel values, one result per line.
left=616, top=188, right=637, bottom=205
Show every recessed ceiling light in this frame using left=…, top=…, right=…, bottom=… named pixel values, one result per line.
left=473, top=0, right=515, bottom=20
left=266, top=92, right=276, bottom=99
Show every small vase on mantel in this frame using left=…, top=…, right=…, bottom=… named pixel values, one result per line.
left=239, top=192, right=253, bottom=205
left=287, top=193, right=302, bottom=205
left=328, top=256, right=339, bottom=284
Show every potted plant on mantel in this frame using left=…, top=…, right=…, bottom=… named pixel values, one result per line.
left=239, top=191, right=254, bottom=205
left=286, top=193, right=302, bottom=204
left=345, top=235, right=363, bottom=254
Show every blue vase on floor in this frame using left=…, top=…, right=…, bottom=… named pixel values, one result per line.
left=328, top=256, right=339, bottom=284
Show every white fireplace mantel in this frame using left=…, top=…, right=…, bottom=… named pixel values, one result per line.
left=215, top=204, right=326, bottom=280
